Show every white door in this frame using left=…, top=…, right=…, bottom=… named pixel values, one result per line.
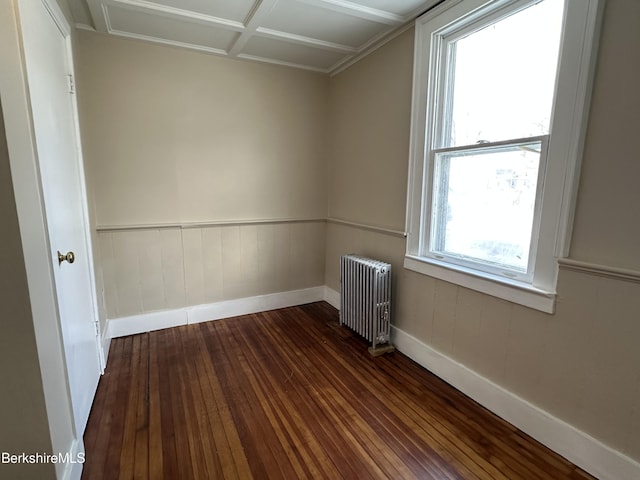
left=18, top=0, right=101, bottom=436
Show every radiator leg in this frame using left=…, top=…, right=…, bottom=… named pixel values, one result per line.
left=368, top=344, right=395, bottom=357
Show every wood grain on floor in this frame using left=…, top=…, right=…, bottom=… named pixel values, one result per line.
left=82, top=302, right=595, bottom=479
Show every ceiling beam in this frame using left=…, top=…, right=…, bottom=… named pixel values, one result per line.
left=255, top=27, right=357, bottom=54
left=295, top=0, right=404, bottom=25
left=96, top=0, right=245, bottom=34
left=228, top=0, right=279, bottom=57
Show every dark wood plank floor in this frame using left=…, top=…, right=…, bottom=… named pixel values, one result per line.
left=82, top=302, right=595, bottom=479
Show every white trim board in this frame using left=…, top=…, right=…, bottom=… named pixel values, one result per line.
left=100, top=322, right=111, bottom=372
left=558, top=258, right=640, bottom=284
left=61, top=437, right=85, bottom=480
left=107, top=286, right=326, bottom=338
left=391, top=326, right=640, bottom=480
left=323, top=285, right=340, bottom=309
left=326, top=217, right=406, bottom=238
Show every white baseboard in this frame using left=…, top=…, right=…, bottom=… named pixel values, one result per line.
left=323, top=285, right=340, bottom=309
left=107, top=286, right=326, bottom=339
left=392, top=326, right=640, bottom=480
left=187, top=286, right=324, bottom=324
left=100, top=323, right=111, bottom=373
left=61, top=438, right=85, bottom=480
left=108, top=307, right=188, bottom=338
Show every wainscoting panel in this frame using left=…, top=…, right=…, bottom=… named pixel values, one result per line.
left=98, top=228, right=186, bottom=318
left=183, top=226, right=224, bottom=306
left=97, top=220, right=326, bottom=319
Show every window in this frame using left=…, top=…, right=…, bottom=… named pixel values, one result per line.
left=405, top=0, right=604, bottom=313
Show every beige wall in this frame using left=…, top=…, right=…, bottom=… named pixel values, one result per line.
left=0, top=101, right=54, bottom=478
left=328, top=29, right=414, bottom=231
left=77, top=31, right=328, bottom=226
left=76, top=32, right=328, bottom=320
left=570, top=0, right=640, bottom=269
left=325, top=0, right=640, bottom=464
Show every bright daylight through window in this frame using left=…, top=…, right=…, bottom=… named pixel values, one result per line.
left=405, top=0, right=603, bottom=312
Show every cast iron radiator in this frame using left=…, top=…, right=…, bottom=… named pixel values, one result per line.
left=339, top=254, right=393, bottom=354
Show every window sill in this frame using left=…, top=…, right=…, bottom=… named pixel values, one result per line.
left=404, top=255, right=556, bottom=313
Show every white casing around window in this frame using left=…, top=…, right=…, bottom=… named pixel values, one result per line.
left=404, top=0, right=605, bottom=313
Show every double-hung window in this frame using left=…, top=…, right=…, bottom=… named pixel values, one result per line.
left=405, top=0, right=604, bottom=312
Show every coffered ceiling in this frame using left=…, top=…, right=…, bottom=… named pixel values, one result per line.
left=68, top=0, right=440, bottom=74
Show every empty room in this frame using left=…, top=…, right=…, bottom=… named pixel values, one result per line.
left=1, top=0, right=639, bottom=478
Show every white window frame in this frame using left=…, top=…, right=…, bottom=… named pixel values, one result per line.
left=405, top=0, right=605, bottom=313
left=428, top=136, right=548, bottom=283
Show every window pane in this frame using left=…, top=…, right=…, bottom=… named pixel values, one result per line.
left=445, top=0, right=564, bottom=147
left=432, top=142, right=541, bottom=272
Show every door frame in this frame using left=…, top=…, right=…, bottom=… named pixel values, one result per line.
left=0, top=1, right=101, bottom=478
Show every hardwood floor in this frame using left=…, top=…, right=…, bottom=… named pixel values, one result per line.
left=82, top=302, right=595, bottom=479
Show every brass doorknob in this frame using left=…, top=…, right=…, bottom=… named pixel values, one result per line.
left=57, top=250, right=75, bottom=265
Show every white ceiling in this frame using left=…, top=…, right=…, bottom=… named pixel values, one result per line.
left=68, top=0, right=440, bottom=74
